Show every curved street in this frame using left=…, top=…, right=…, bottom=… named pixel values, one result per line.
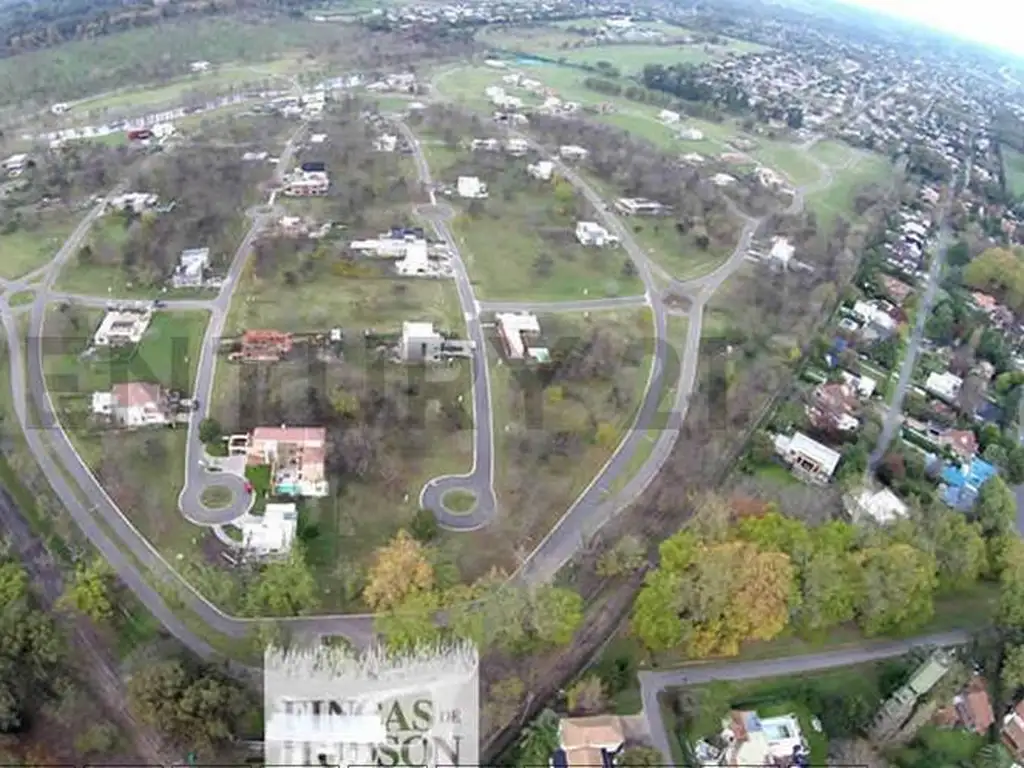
left=398, top=125, right=500, bottom=531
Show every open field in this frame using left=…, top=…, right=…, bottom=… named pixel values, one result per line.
left=0, top=18, right=344, bottom=109
left=0, top=210, right=78, bottom=279
left=77, top=59, right=304, bottom=115
left=1004, top=145, right=1024, bottom=198
left=42, top=305, right=210, bottom=560
left=557, top=42, right=761, bottom=73
left=446, top=172, right=644, bottom=301
left=223, top=265, right=464, bottom=337
left=466, top=308, right=652, bottom=577
left=478, top=20, right=766, bottom=66
left=433, top=63, right=826, bottom=186
left=806, top=153, right=894, bottom=228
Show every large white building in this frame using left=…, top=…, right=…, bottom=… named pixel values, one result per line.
left=528, top=160, right=555, bottom=181
left=173, top=247, right=210, bottom=288
left=91, top=381, right=167, bottom=427
left=496, top=312, right=548, bottom=362
left=240, top=502, right=298, bottom=557
left=575, top=221, right=617, bottom=247
left=848, top=486, right=908, bottom=526
left=401, top=321, right=443, bottom=363
left=925, top=371, right=963, bottom=403
left=93, top=308, right=152, bottom=347
left=773, top=431, right=842, bottom=485
left=457, top=176, right=488, bottom=199
left=768, top=237, right=795, bottom=268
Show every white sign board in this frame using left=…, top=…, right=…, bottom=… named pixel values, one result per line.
left=264, top=641, right=479, bottom=768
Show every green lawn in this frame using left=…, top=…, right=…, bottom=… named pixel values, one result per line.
left=0, top=17, right=342, bottom=108
left=806, top=153, right=894, bottom=229
left=557, top=42, right=746, bottom=73
left=79, top=58, right=301, bottom=114
left=0, top=213, right=78, bottom=280
left=450, top=186, right=644, bottom=301
left=476, top=309, right=652, bottom=576
left=747, top=142, right=821, bottom=187
left=1005, top=145, right=1024, bottom=198
left=42, top=306, right=212, bottom=579
left=44, top=307, right=209, bottom=399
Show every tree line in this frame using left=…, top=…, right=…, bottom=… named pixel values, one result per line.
left=631, top=485, right=1018, bottom=656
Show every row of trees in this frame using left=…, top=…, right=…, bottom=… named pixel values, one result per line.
left=369, top=530, right=585, bottom=655
left=632, top=487, right=1017, bottom=655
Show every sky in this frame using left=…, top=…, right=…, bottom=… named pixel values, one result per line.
left=840, top=0, right=1024, bottom=56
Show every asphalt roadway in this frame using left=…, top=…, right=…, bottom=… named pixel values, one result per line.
left=639, top=630, right=970, bottom=765
left=398, top=121, right=499, bottom=531
left=870, top=146, right=974, bottom=467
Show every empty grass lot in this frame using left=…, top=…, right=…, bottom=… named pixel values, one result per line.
left=806, top=153, right=894, bottom=229
left=557, top=42, right=760, bottom=73
left=0, top=212, right=78, bottom=280
left=0, top=18, right=343, bottom=108
left=452, top=210, right=643, bottom=301
left=457, top=308, right=652, bottom=577
left=1005, top=145, right=1024, bottom=198
left=79, top=59, right=302, bottom=114
left=42, top=305, right=210, bottom=558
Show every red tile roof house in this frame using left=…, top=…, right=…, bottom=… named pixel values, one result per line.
left=806, top=381, right=861, bottom=433
left=92, top=382, right=167, bottom=428
left=956, top=676, right=995, bottom=734
left=936, top=428, right=978, bottom=464
left=239, top=330, right=294, bottom=362
left=241, top=426, right=329, bottom=498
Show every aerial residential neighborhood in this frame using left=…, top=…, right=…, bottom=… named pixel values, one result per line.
left=5, top=0, right=1024, bottom=763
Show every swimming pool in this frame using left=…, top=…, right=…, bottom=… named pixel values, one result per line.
left=275, top=482, right=300, bottom=496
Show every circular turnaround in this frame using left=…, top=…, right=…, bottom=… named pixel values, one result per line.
left=441, top=489, right=478, bottom=515
left=200, top=485, right=235, bottom=510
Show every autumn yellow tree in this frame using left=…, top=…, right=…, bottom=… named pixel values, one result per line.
left=363, top=530, right=434, bottom=611
left=684, top=540, right=795, bottom=657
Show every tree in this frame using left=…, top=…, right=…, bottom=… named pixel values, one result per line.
left=0, top=563, right=26, bottom=604
left=244, top=547, right=318, bottom=616
left=1003, top=645, right=1024, bottom=697
left=531, top=586, right=584, bottom=646
left=976, top=743, right=1016, bottom=768
left=374, top=590, right=442, bottom=652
left=928, top=510, right=986, bottom=592
left=999, top=539, right=1024, bottom=630
left=794, top=548, right=861, bottom=633
left=617, top=746, right=664, bottom=767
left=566, top=674, right=606, bottom=715
left=363, top=530, right=434, bottom=611
left=198, top=417, right=222, bottom=445
left=631, top=569, right=684, bottom=651
left=974, top=476, right=1017, bottom=540
left=516, top=709, right=560, bottom=768
left=596, top=534, right=646, bottom=577
left=128, top=659, right=249, bottom=752
left=855, top=544, right=937, bottom=635
left=59, top=559, right=115, bottom=623
left=409, top=508, right=438, bottom=543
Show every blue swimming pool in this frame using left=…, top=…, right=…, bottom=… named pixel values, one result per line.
left=275, top=482, right=300, bottom=496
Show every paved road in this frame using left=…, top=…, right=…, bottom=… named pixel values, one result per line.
left=398, top=122, right=499, bottom=531
left=178, top=124, right=307, bottom=526
left=870, top=147, right=974, bottom=468
left=639, top=630, right=970, bottom=765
